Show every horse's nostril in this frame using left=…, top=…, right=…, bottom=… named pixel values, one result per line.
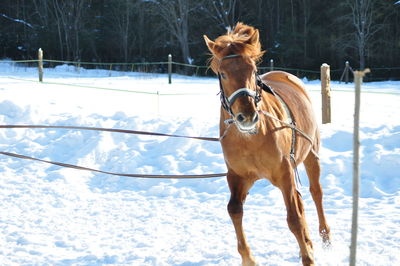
left=236, top=113, right=245, bottom=123
left=252, top=112, right=259, bottom=123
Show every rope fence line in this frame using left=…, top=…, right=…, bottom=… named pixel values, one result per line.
left=5, top=76, right=211, bottom=96
left=2, top=57, right=399, bottom=83
left=0, top=58, right=340, bottom=73
left=1, top=54, right=399, bottom=97
left=5, top=74, right=399, bottom=96
left=2, top=58, right=400, bottom=71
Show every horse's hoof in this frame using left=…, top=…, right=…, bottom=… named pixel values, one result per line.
left=299, top=248, right=314, bottom=266
left=242, top=261, right=257, bottom=266
left=242, top=257, right=257, bottom=266
left=301, top=256, right=315, bottom=266
left=320, top=231, right=331, bottom=248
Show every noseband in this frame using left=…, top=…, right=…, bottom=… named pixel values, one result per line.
left=217, top=54, right=273, bottom=117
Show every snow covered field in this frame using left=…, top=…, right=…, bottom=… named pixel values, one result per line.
left=0, top=62, right=399, bottom=265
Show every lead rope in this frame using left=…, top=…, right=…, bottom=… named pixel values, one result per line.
left=258, top=109, right=303, bottom=194
left=268, top=92, right=302, bottom=193
left=219, top=119, right=234, bottom=141
left=289, top=121, right=302, bottom=193
left=258, top=110, right=317, bottom=156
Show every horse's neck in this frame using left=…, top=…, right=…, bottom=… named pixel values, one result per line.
left=259, top=93, right=287, bottom=123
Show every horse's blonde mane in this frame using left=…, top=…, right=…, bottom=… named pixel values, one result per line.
left=208, top=22, right=265, bottom=73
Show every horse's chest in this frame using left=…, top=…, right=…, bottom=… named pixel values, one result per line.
left=221, top=140, right=279, bottom=179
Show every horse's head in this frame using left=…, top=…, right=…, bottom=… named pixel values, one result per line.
left=204, top=23, right=265, bottom=134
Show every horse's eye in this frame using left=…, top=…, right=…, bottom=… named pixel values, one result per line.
left=220, top=73, right=227, bottom=79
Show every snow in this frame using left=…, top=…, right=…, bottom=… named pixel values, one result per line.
left=0, top=61, right=399, bottom=265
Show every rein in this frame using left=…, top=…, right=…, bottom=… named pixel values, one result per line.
left=0, top=125, right=219, bottom=142
left=0, top=151, right=226, bottom=179
left=0, top=125, right=226, bottom=179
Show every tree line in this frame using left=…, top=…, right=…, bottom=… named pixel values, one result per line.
left=1, top=0, right=399, bottom=79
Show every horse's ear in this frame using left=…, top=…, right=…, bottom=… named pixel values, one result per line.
left=204, top=35, right=219, bottom=54
left=247, top=29, right=260, bottom=46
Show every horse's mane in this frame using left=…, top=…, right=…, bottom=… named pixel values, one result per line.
left=209, top=22, right=265, bottom=73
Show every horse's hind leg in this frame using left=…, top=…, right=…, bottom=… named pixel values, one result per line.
left=304, top=150, right=331, bottom=245
left=226, top=170, right=256, bottom=266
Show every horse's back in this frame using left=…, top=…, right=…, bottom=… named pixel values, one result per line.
left=260, top=71, right=318, bottom=160
left=260, top=71, right=311, bottom=103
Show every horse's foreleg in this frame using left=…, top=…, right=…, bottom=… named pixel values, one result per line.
left=279, top=160, right=314, bottom=266
left=227, top=171, right=256, bottom=266
left=304, top=151, right=331, bottom=245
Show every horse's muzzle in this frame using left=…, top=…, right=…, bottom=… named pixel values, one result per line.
left=235, top=112, right=259, bottom=134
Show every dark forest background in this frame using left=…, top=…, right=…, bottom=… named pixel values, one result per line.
left=1, top=0, right=399, bottom=79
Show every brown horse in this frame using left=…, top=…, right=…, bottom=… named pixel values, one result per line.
left=204, top=23, right=330, bottom=265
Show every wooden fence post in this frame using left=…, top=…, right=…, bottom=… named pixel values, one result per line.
left=156, top=91, right=160, bottom=116
left=269, top=59, right=274, bottom=71
left=340, top=61, right=353, bottom=84
left=350, top=68, right=370, bottom=266
left=345, top=61, right=350, bottom=84
left=38, top=48, right=43, bottom=82
left=321, top=63, right=331, bottom=124
left=168, top=54, right=172, bottom=84
left=108, top=64, right=113, bottom=77
left=75, top=60, right=81, bottom=73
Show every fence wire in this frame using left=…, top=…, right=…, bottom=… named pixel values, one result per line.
left=1, top=58, right=399, bottom=81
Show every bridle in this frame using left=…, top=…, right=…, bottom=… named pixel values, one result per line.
left=216, top=54, right=274, bottom=117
